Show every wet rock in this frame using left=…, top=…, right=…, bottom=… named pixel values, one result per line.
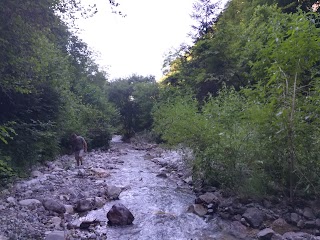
left=187, top=204, right=208, bottom=217
left=242, top=207, right=265, bottom=228
left=75, top=199, right=94, bottom=212
left=183, top=176, right=192, bottom=184
left=19, top=198, right=41, bottom=206
left=44, top=231, right=66, bottom=240
left=93, top=197, right=106, bottom=208
left=42, top=198, right=66, bottom=214
left=107, top=203, right=134, bottom=226
left=105, top=185, right=122, bottom=200
left=79, top=219, right=100, bottom=229
left=257, top=228, right=275, bottom=240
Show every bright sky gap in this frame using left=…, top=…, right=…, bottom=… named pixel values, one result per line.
left=76, top=0, right=195, bottom=81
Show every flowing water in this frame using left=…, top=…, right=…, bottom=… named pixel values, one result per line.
left=83, top=137, right=251, bottom=240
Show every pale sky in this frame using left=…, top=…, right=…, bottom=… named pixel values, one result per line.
left=76, top=0, right=195, bottom=81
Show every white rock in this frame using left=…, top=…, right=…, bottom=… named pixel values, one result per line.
left=19, top=199, right=41, bottom=206
left=6, top=197, right=16, bottom=205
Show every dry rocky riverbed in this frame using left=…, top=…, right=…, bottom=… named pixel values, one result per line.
left=0, top=136, right=320, bottom=240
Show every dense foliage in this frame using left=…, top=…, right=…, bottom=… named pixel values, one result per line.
left=154, top=0, right=320, bottom=199
left=107, top=75, right=159, bottom=140
left=0, top=0, right=119, bottom=179
left=2, top=0, right=320, bottom=202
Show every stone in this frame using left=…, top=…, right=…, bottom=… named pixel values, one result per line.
left=42, top=198, right=66, bottom=214
left=6, top=197, right=16, bottom=205
left=183, top=176, right=192, bottom=184
left=107, top=203, right=134, bottom=226
left=282, top=231, right=316, bottom=240
left=270, top=233, right=284, bottom=240
left=257, top=228, right=275, bottom=240
left=297, top=219, right=305, bottom=228
left=45, top=231, right=66, bottom=240
left=187, top=204, right=208, bottom=217
left=105, top=185, right=122, bottom=200
left=242, top=207, right=265, bottom=228
left=290, top=212, right=300, bottom=225
left=25, top=178, right=41, bottom=187
left=19, top=199, right=41, bottom=206
left=217, top=220, right=249, bottom=239
left=156, top=172, right=167, bottom=178
left=0, top=235, right=8, bottom=240
left=31, top=170, right=43, bottom=178
left=271, top=218, right=296, bottom=235
left=199, top=192, right=220, bottom=205
left=94, top=197, right=106, bottom=208
left=90, top=167, right=110, bottom=178
left=75, top=199, right=94, bottom=212
left=303, top=207, right=316, bottom=220
left=64, top=205, right=74, bottom=214
left=304, top=220, right=316, bottom=228
left=77, top=169, right=86, bottom=177
left=49, top=216, right=62, bottom=229
left=79, top=219, right=100, bottom=229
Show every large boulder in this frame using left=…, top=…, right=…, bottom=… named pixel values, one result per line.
left=242, top=207, right=265, bottom=228
left=107, top=203, right=134, bottom=226
left=42, top=198, right=66, bottom=214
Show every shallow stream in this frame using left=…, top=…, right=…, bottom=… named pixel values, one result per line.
left=84, top=138, right=247, bottom=240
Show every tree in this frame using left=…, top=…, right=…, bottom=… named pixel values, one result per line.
left=0, top=0, right=119, bottom=177
left=107, top=75, right=158, bottom=139
left=190, top=0, right=224, bottom=40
